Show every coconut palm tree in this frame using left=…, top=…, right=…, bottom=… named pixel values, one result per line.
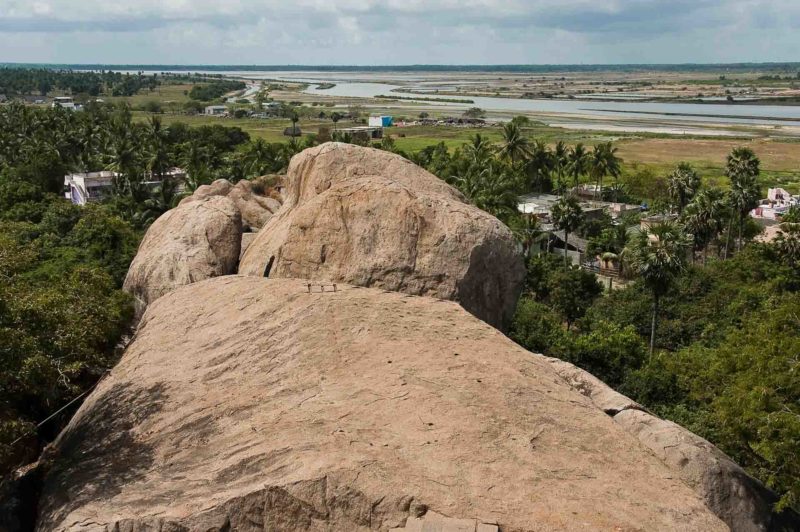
left=682, top=188, right=728, bottom=264
left=181, top=139, right=212, bottom=192
left=526, top=140, right=554, bottom=193
left=509, top=214, right=542, bottom=258
left=498, top=122, right=531, bottom=164
left=243, top=138, right=281, bottom=177
left=452, top=161, right=518, bottom=220
left=331, top=112, right=342, bottom=133
left=552, top=141, right=569, bottom=193
left=551, top=194, right=584, bottom=268
left=624, top=221, right=690, bottom=357
left=724, top=147, right=761, bottom=257
left=566, top=143, right=590, bottom=192
left=145, top=115, right=170, bottom=182
left=135, top=178, right=182, bottom=227
left=589, top=142, right=622, bottom=200
left=774, top=223, right=800, bottom=270
left=667, top=162, right=701, bottom=214
left=106, top=132, right=143, bottom=197
left=463, top=133, right=495, bottom=165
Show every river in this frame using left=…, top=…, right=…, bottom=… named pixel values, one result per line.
left=127, top=68, right=800, bottom=134
left=293, top=78, right=800, bottom=128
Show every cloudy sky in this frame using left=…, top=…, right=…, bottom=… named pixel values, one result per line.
left=1, top=0, right=798, bottom=65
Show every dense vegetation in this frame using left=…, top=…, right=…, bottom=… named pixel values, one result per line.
left=0, top=68, right=162, bottom=97
left=0, top=188, right=138, bottom=469
left=189, top=80, right=247, bottom=102
left=0, top=67, right=240, bottom=100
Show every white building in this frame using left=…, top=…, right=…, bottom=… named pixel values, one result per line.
left=767, top=188, right=797, bottom=206
left=751, top=187, right=798, bottom=221
left=52, top=97, right=79, bottom=111
left=64, top=171, right=116, bottom=204
left=64, top=169, right=187, bottom=205
left=204, top=105, right=228, bottom=116
left=368, top=115, right=393, bottom=127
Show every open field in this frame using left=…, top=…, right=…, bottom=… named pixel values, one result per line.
left=616, top=137, right=800, bottom=169
left=616, top=137, right=800, bottom=190
left=105, top=83, right=194, bottom=107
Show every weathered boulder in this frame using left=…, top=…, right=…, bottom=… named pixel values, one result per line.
left=239, top=143, right=525, bottom=329
left=228, top=179, right=283, bottom=230
left=185, top=178, right=233, bottom=199
left=614, top=409, right=798, bottom=532
left=122, top=196, right=241, bottom=314
left=181, top=178, right=282, bottom=231
left=544, top=357, right=644, bottom=415
left=35, top=277, right=726, bottom=531
left=546, top=358, right=799, bottom=531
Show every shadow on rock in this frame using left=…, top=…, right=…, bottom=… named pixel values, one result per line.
left=36, top=381, right=168, bottom=527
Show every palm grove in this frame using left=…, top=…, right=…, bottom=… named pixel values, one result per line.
left=0, top=95, right=798, bottom=511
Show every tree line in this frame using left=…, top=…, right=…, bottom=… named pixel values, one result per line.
left=188, top=80, right=247, bottom=102
left=0, top=68, right=163, bottom=97
left=0, top=67, right=239, bottom=99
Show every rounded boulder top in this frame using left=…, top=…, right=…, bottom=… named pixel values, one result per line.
left=239, top=143, right=525, bottom=330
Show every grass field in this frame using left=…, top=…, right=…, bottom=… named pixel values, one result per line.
left=616, top=137, right=800, bottom=191
left=106, top=83, right=195, bottom=107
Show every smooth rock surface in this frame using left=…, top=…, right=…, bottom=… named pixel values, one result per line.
left=122, top=196, right=241, bottom=314
left=238, top=143, right=525, bottom=330
left=36, top=277, right=725, bottom=532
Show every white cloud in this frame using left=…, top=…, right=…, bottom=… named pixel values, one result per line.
left=0, top=0, right=798, bottom=63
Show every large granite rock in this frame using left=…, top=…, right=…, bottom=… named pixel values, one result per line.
left=614, top=409, right=797, bottom=532
left=122, top=196, right=241, bottom=313
left=182, top=178, right=282, bottom=231
left=35, top=277, right=725, bottom=531
left=238, top=143, right=525, bottom=330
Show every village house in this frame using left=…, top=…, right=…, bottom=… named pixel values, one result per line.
left=52, top=96, right=79, bottom=111
left=751, top=187, right=798, bottom=221
left=549, top=229, right=589, bottom=266
left=517, top=193, right=624, bottom=222
left=204, top=105, right=228, bottom=116
left=368, top=115, right=394, bottom=128
left=337, top=126, right=384, bottom=141
left=64, top=168, right=187, bottom=205
left=639, top=213, right=678, bottom=231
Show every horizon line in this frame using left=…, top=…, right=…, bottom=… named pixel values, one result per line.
left=3, top=61, right=800, bottom=70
